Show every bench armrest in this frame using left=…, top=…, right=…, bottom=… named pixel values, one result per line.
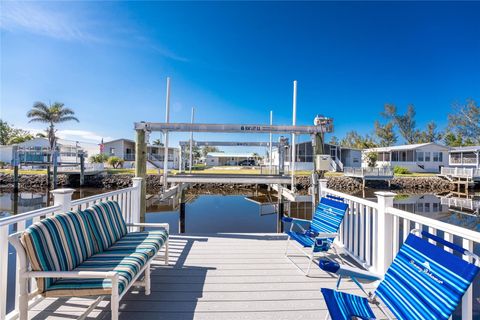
left=126, top=222, right=169, bottom=232
left=282, top=217, right=311, bottom=224
left=319, top=260, right=382, bottom=281
left=26, top=271, right=118, bottom=279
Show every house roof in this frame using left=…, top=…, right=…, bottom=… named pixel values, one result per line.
left=364, top=142, right=449, bottom=153
left=207, top=152, right=257, bottom=158
left=450, top=146, right=480, bottom=153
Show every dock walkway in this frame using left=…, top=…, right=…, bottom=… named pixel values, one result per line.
left=29, top=233, right=385, bottom=320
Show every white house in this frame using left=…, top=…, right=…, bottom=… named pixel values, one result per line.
left=269, top=142, right=362, bottom=171
left=363, top=142, right=449, bottom=173
left=0, top=138, right=99, bottom=165
left=204, top=152, right=257, bottom=166
left=448, top=146, right=480, bottom=169
left=102, top=138, right=180, bottom=169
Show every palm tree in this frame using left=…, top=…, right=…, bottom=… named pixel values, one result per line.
left=27, top=102, right=79, bottom=152
left=152, top=138, right=163, bottom=146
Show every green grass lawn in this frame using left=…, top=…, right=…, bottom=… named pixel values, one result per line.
left=393, top=172, right=437, bottom=177
left=0, top=169, right=47, bottom=175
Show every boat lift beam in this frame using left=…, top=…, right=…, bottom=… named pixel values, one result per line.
left=135, top=122, right=332, bottom=135
left=178, top=141, right=280, bottom=147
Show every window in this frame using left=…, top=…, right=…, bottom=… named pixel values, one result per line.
left=109, top=147, right=115, bottom=155
left=417, top=151, right=424, bottom=162
left=416, top=203, right=423, bottom=212
left=424, top=152, right=431, bottom=162
left=433, top=152, right=439, bottom=162
left=425, top=203, right=430, bottom=213
left=439, top=152, right=443, bottom=162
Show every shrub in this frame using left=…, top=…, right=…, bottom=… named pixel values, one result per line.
left=362, top=151, right=378, bottom=168
left=89, top=154, right=109, bottom=163
left=107, top=156, right=124, bottom=169
left=394, top=166, right=410, bottom=174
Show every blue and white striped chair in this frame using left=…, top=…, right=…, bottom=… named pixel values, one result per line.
left=320, top=230, right=480, bottom=320
left=282, top=196, right=348, bottom=276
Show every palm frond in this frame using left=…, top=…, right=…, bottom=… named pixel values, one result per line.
left=27, top=117, right=50, bottom=124
left=56, top=116, right=79, bottom=123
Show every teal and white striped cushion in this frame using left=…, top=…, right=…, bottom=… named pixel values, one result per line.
left=45, top=250, right=150, bottom=297
left=21, top=211, right=95, bottom=293
left=81, top=201, right=128, bottom=252
left=105, top=230, right=169, bottom=257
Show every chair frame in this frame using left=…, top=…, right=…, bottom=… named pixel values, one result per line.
left=9, top=222, right=169, bottom=320
left=322, top=229, right=480, bottom=320
left=284, top=218, right=342, bottom=277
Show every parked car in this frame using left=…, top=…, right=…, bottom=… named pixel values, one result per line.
left=239, top=159, right=256, bottom=166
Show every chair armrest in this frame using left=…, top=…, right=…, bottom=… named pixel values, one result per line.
left=281, top=217, right=311, bottom=224
left=319, top=260, right=382, bottom=281
left=315, top=232, right=338, bottom=239
left=26, top=271, right=118, bottom=279
left=126, top=222, right=169, bottom=232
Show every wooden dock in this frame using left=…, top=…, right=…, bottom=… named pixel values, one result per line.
left=28, top=233, right=387, bottom=319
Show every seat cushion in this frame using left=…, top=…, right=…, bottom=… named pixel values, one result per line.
left=44, top=251, right=150, bottom=297
left=105, top=230, right=169, bottom=258
left=81, top=201, right=128, bottom=253
left=321, top=288, right=376, bottom=320
left=21, top=211, right=96, bottom=293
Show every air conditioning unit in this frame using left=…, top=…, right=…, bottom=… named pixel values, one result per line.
left=315, top=154, right=332, bottom=171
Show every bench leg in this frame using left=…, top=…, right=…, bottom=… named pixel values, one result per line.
left=145, top=262, right=151, bottom=295
left=18, top=277, right=28, bottom=320
left=164, top=239, right=169, bottom=265
left=111, top=276, right=119, bottom=320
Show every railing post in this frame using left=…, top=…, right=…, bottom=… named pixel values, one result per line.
left=318, top=178, right=327, bottom=198
left=50, top=188, right=75, bottom=213
left=131, top=178, right=142, bottom=226
left=375, top=191, right=396, bottom=274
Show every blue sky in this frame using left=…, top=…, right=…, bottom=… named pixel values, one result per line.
left=1, top=1, right=479, bottom=152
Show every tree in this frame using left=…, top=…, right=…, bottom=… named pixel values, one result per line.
left=27, top=102, right=79, bottom=152
left=443, top=130, right=476, bottom=147
left=340, top=131, right=377, bottom=149
left=0, top=120, right=34, bottom=145
left=89, top=154, right=109, bottom=163
left=374, top=121, right=397, bottom=147
left=417, top=121, right=442, bottom=143
left=382, top=104, right=419, bottom=144
left=152, top=139, right=163, bottom=146
left=447, top=99, right=480, bottom=145
left=328, top=136, right=340, bottom=145
left=107, top=156, right=124, bottom=169
left=201, top=146, right=220, bottom=157
left=363, top=151, right=378, bottom=168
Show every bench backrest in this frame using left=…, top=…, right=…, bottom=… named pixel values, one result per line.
left=20, top=200, right=128, bottom=293
left=21, top=211, right=96, bottom=292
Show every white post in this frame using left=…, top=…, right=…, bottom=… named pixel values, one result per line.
left=291, top=80, right=297, bottom=191
left=163, top=77, right=171, bottom=191
left=132, top=177, right=142, bottom=226
left=189, top=107, right=195, bottom=173
left=269, top=110, right=273, bottom=174
left=50, top=188, right=75, bottom=212
left=375, top=191, right=396, bottom=274
left=318, top=178, right=327, bottom=198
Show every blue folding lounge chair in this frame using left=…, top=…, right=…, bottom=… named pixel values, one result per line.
left=282, top=196, right=349, bottom=276
left=319, top=230, right=480, bottom=320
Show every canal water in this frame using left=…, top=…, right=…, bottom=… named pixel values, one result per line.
left=1, top=188, right=479, bottom=318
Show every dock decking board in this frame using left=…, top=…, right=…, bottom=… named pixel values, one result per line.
left=29, top=233, right=387, bottom=320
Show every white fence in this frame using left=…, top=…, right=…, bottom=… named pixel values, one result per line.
left=344, top=166, right=394, bottom=178
left=441, top=166, right=480, bottom=179
left=319, top=181, right=479, bottom=319
left=57, top=163, right=105, bottom=173
left=0, top=178, right=142, bottom=320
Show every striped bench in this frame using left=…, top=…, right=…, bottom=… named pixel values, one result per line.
left=9, top=200, right=169, bottom=320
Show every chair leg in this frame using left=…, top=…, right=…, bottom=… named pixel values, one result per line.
left=284, top=237, right=291, bottom=256
left=164, top=239, right=169, bottom=265
left=145, top=262, right=151, bottom=295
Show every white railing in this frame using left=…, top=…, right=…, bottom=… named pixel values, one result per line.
left=0, top=178, right=142, bottom=320
left=441, top=167, right=475, bottom=178
left=57, top=163, right=105, bottom=173
left=344, top=166, right=394, bottom=177
left=318, top=180, right=480, bottom=320
left=441, top=196, right=480, bottom=211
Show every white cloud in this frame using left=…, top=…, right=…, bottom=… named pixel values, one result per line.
left=0, top=2, right=97, bottom=42
left=56, top=130, right=113, bottom=143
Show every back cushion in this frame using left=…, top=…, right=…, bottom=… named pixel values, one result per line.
left=21, top=211, right=95, bottom=293
left=81, top=201, right=128, bottom=253
left=311, top=197, right=348, bottom=234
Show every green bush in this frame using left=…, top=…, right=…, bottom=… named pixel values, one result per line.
left=394, top=166, right=410, bottom=174
left=89, top=154, right=109, bottom=163
left=107, top=156, right=124, bottom=169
